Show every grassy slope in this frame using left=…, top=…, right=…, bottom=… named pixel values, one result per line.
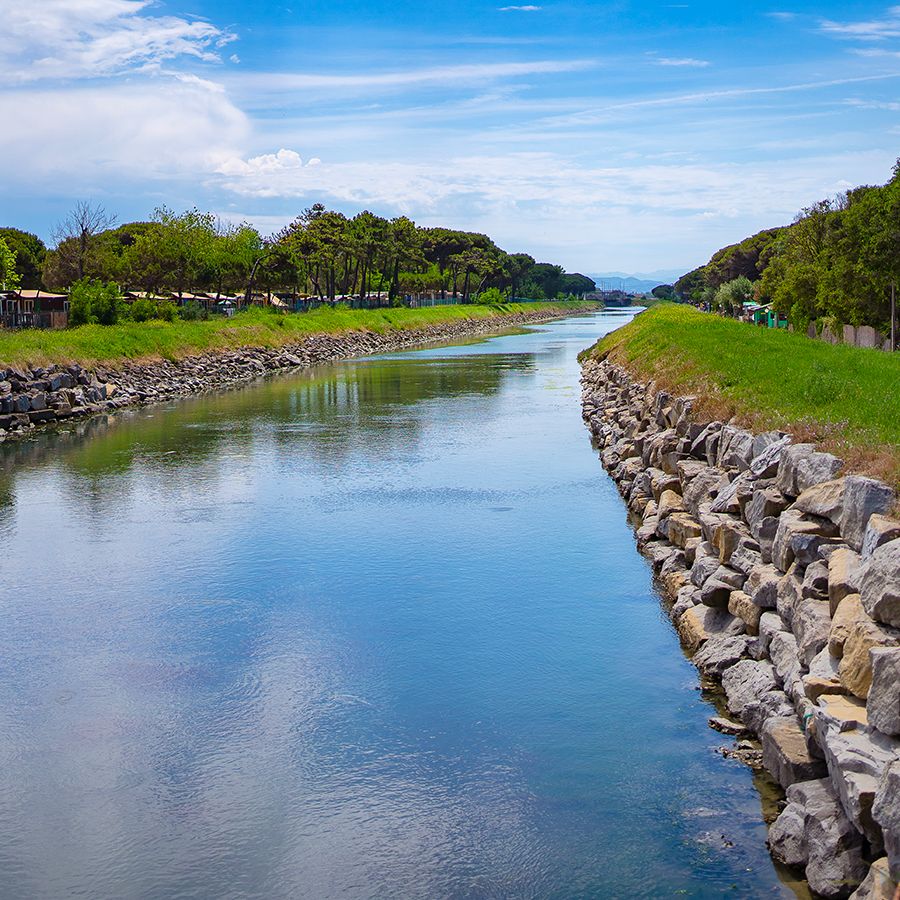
left=0, top=301, right=596, bottom=368
left=584, top=303, right=900, bottom=486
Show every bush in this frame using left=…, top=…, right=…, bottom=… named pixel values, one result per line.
left=129, top=298, right=156, bottom=322
left=477, top=287, right=507, bottom=305
left=68, top=278, right=121, bottom=326
left=179, top=300, right=208, bottom=321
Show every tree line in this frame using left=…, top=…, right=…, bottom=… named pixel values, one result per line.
left=0, top=202, right=595, bottom=312
left=671, top=161, right=900, bottom=333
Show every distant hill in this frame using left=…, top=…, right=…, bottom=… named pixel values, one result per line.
left=587, top=271, right=681, bottom=294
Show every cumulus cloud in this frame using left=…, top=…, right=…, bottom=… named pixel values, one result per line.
left=0, top=76, right=249, bottom=186
left=0, top=0, right=237, bottom=82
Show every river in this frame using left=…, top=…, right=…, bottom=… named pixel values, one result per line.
left=0, top=311, right=797, bottom=898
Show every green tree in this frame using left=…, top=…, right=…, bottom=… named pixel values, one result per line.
left=0, top=237, right=21, bottom=292
left=68, top=278, right=121, bottom=326
left=0, top=228, right=45, bottom=288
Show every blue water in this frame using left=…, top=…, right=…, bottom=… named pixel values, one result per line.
left=0, top=312, right=793, bottom=898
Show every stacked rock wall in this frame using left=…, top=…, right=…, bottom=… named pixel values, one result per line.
left=0, top=307, right=570, bottom=443
left=582, top=357, right=900, bottom=900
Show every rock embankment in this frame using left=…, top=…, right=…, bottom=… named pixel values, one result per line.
left=0, top=308, right=568, bottom=442
left=582, top=356, right=900, bottom=900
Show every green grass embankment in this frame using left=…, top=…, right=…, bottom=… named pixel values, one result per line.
left=0, top=301, right=597, bottom=369
left=582, top=303, right=900, bottom=486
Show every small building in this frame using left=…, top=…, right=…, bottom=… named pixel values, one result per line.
left=1, top=289, right=69, bottom=329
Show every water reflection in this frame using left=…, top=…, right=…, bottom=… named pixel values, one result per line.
left=0, top=316, right=793, bottom=898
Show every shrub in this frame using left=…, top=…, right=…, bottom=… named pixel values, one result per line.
left=68, top=278, right=121, bottom=326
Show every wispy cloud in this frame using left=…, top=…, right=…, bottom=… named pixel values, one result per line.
left=820, top=6, right=900, bottom=40
left=0, top=0, right=237, bottom=83
left=656, top=57, right=711, bottom=67
left=499, top=5, right=542, bottom=10
left=233, top=59, right=595, bottom=92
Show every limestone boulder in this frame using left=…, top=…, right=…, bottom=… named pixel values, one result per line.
left=700, top=577, right=732, bottom=610
left=839, top=617, right=900, bottom=699
left=692, top=634, right=753, bottom=677
left=722, top=659, right=778, bottom=717
left=803, top=648, right=846, bottom=702
left=849, top=858, right=897, bottom=900
left=754, top=515, right=780, bottom=565
left=873, top=762, right=900, bottom=881
left=795, top=477, right=846, bottom=523
left=777, top=444, right=844, bottom=498
left=690, top=546, right=720, bottom=588
left=761, top=716, right=828, bottom=788
left=656, top=489, right=685, bottom=522
left=831, top=548, right=863, bottom=615
left=677, top=605, right=744, bottom=653
left=746, top=563, right=781, bottom=610
left=773, top=509, right=840, bottom=573
left=750, top=434, right=791, bottom=479
left=831, top=595, right=868, bottom=658
left=743, top=689, right=796, bottom=735
left=802, top=559, right=831, bottom=601
left=667, top=512, right=704, bottom=549
left=862, top=516, right=900, bottom=561
left=859, top=540, right=900, bottom=628
left=728, top=590, right=762, bottom=635
left=758, top=611, right=789, bottom=655
left=841, top=477, right=896, bottom=552
left=818, top=717, right=900, bottom=851
left=682, top=466, right=728, bottom=518
left=776, top=565, right=805, bottom=628
left=746, top=486, right=789, bottom=533
left=729, top=538, right=763, bottom=577
left=795, top=600, right=833, bottom=667
left=768, top=800, right=807, bottom=867
left=868, top=648, right=900, bottom=737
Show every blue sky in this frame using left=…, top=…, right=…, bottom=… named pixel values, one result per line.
left=3, top=1, right=900, bottom=274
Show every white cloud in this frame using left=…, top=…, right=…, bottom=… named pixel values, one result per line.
left=820, top=6, right=900, bottom=40
left=0, top=76, right=249, bottom=187
left=656, top=57, right=711, bottom=67
left=0, top=0, right=237, bottom=82
left=499, top=5, right=543, bottom=10
left=232, top=60, right=595, bottom=92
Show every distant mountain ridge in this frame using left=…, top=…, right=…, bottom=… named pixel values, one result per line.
left=587, top=271, right=682, bottom=294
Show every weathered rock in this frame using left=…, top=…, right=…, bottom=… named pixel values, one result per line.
left=868, top=648, right=900, bottom=737
left=746, top=563, right=781, bottom=610
left=770, top=630, right=803, bottom=696
left=862, top=516, right=900, bottom=561
left=743, top=689, right=796, bottom=734
left=841, top=477, right=896, bottom=552
left=656, top=489, right=685, bottom=522
left=722, top=659, right=778, bottom=717
left=840, top=617, right=900, bottom=699
left=750, top=434, right=791, bottom=479
left=849, top=858, right=897, bottom=900
left=761, top=716, right=828, bottom=788
left=690, top=548, right=720, bottom=588
left=708, top=716, right=750, bottom=736
left=746, top=486, right=789, bottom=533
left=700, top=577, right=733, bottom=609
left=795, top=600, right=833, bottom=667
left=818, top=718, right=900, bottom=851
left=754, top=515, right=780, bottom=565
left=873, top=763, right=900, bottom=882
left=682, top=466, right=728, bottom=518
left=816, top=694, right=869, bottom=729
left=693, top=634, right=752, bottom=676
left=831, top=548, right=863, bottom=615
left=677, top=605, right=744, bottom=652
left=795, top=477, right=846, bottom=523
left=728, top=590, right=762, bottom=635
left=777, top=444, right=844, bottom=498
left=758, top=611, right=790, bottom=654
left=768, top=800, right=807, bottom=867
left=729, top=539, right=763, bottom=577
left=859, top=540, right=900, bottom=628
left=773, top=509, right=840, bottom=573
left=802, top=559, right=831, bottom=602
left=776, top=565, right=805, bottom=628
left=831, top=595, right=868, bottom=658
left=667, top=512, right=704, bottom=549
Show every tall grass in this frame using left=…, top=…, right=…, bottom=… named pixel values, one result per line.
left=0, top=301, right=594, bottom=368
left=584, top=304, right=900, bottom=485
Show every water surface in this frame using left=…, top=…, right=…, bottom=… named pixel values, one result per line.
left=0, top=312, right=793, bottom=898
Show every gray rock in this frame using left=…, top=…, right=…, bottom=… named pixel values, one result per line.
left=750, top=434, right=791, bottom=479
left=802, top=559, right=831, bottom=600
left=860, top=541, right=900, bottom=628
left=770, top=630, right=803, bottom=695
left=683, top=466, right=728, bottom=518
left=690, top=550, right=720, bottom=588
left=862, top=516, right=900, bottom=561
left=768, top=800, right=807, bottom=867
left=776, top=565, right=805, bottom=628
left=761, top=716, right=828, bottom=789
left=795, top=477, right=846, bottom=523
left=754, top=515, right=780, bottom=564
left=758, top=611, right=790, bottom=653
left=795, top=600, right=833, bottom=667
left=743, top=689, right=796, bottom=734
left=746, top=563, right=781, bottom=610
left=700, top=578, right=733, bottom=609
left=831, top=547, right=863, bottom=615
left=849, top=858, right=897, bottom=900
left=693, top=635, right=752, bottom=676
left=746, top=486, right=789, bottom=533
left=874, top=762, right=900, bottom=882
left=841, top=477, right=897, bottom=552
left=777, top=444, right=844, bottom=498
left=868, top=648, right=900, bottom=737
left=722, top=659, right=778, bottom=717
left=773, top=509, right=840, bottom=573
left=818, top=717, right=900, bottom=851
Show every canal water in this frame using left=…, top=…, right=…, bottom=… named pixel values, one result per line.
left=0, top=312, right=794, bottom=898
